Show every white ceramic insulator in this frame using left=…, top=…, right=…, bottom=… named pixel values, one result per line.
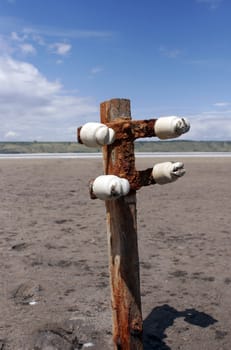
left=80, top=122, right=115, bottom=147
left=154, top=116, right=190, bottom=139
left=92, top=175, right=130, bottom=200
left=152, top=161, right=185, bottom=185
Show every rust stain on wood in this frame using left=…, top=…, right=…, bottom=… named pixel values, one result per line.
left=101, top=99, right=143, bottom=349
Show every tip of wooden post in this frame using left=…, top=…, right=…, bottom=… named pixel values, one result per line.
left=100, top=98, right=130, bottom=104
left=100, top=99, right=131, bottom=122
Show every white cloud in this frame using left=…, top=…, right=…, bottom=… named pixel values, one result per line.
left=4, top=131, right=18, bottom=138
left=22, top=26, right=112, bottom=39
left=11, top=31, right=27, bottom=42
left=31, top=34, right=45, bottom=46
left=10, top=31, right=71, bottom=58
left=214, top=102, right=230, bottom=107
left=50, top=42, right=71, bottom=56
left=19, top=43, right=36, bottom=55
left=159, top=46, right=181, bottom=59
left=0, top=56, right=60, bottom=96
left=11, top=31, right=21, bottom=41
left=184, top=109, right=231, bottom=140
left=0, top=56, right=97, bottom=141
left=0, top=34, right=14, bottom=54
left=196, top=0, right=223, bottom=9
left=0, top=24, right=112, bottom=63
left=1, top=33, right=36, bottom=56
left=90, top=66, right=103, bottom=75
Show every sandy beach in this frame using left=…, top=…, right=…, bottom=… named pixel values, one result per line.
left=0, top=157, right=231, bottom=349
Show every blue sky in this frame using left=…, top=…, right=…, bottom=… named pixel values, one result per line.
left=0, top=0, right=231, bottom=141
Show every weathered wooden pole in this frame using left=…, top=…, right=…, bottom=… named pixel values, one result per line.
left=100, top=99, right=143, bottom=349
left=77, top=98, right=190, bottom=349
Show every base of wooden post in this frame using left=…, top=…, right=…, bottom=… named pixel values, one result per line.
left=106, top=195, right=143, bottom=349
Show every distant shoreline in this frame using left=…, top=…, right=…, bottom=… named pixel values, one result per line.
left=1, top=152, right=231, bottom=159
left=0, top=141, right=231, bottom=154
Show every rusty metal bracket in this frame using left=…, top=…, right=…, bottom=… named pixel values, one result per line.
left=77, top=118, right=157, bottom=144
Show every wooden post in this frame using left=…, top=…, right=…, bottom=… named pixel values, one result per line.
left=77, top=98, right=190, bottom=349
left=100, top=99, right=143, bottom=350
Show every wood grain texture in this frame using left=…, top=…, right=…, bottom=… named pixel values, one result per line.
left=100, top=99, right=143, bottom=349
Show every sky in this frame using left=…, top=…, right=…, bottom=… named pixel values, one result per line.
left=0, top=0, right=231, bottom=141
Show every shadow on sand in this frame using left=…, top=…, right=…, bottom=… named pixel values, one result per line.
left=143, top=304, right=217, bottom=350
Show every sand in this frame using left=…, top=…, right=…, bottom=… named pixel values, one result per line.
left=0, top=157, right=230, bottom=349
